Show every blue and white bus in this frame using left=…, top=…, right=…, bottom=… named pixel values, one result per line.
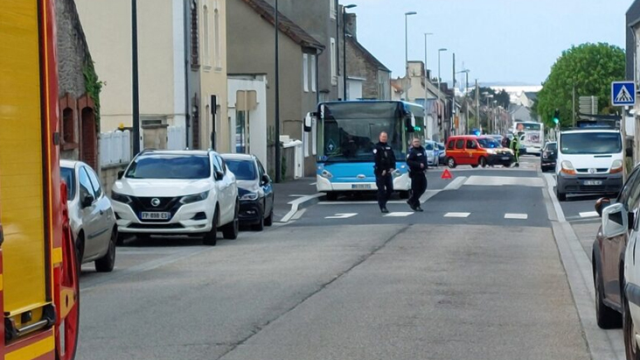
left=304, top=101, right=425, bottom=200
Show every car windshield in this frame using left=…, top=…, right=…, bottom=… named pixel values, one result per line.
left=60, top=167, right=75, bottom=201
left=225, top=159, right=257, bottom=181
left=437, top=143, right=445, bottom=151
left=545, top=143, right=557, bottom=151
left=560, top=133, right=621, bottom=155
left=517, top=123, right=541, bottom=131
left=477, top=138, right=501, bottom=149
left=425, top=143, right=434, bottom=151
left=125, top=154, right=211, bottom=179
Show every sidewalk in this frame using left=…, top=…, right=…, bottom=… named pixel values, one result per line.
left=272, top=177, right=321, bottom=222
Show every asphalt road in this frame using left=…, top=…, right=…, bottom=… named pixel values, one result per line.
left=76, top=156, right=597, bottom=360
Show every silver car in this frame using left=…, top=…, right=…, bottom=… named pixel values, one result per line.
left=61, top=160, right=117, bottom=272
left=424, top=140, right=438, bottom=167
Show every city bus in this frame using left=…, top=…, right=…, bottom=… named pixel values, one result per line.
left=1, top=1, right=80, bottom=359
left=511, top=121, right=544, bottom=156
left=304, top=101, right=424, bottom=200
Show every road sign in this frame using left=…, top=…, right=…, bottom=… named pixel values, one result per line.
left=611, top=81, right=636, bottom=106
left=441, top=169, right=453, bottom=180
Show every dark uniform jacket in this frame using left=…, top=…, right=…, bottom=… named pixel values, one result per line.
left=374, top=141, right=396, bottom=176
left=406, top=146, right=427, bottom=177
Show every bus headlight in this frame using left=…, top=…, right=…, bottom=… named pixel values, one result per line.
left=320, top=170, right=333, bottom=179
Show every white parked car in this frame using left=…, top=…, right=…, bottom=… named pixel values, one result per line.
left=423, top=140, right=438, bottom=167
left=111, top=150, right=239, bottom=246
left=60, top=160, right=117, bottom=272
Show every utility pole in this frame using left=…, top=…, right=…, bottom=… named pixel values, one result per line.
left=274, top=0, right=281, bottom=183
left=424, top=33, right=433, bottom=139
left=451, top=53, right=455, bottom=136
left=475, top=79, right=479, bottom=131
left=132, top=0, right=140, bottom=155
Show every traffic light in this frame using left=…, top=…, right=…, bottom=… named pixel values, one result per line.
left=553, top=109, right=560, bottom=124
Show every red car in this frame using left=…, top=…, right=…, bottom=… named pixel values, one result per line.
left=445, top=135, right=514, bottom=168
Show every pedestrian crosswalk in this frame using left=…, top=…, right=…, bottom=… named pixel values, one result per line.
left=323, top=211, right=532, bottom=220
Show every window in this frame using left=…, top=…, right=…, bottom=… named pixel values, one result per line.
left=62, top=108, right=75, bottom=144
left=330, top=38, right=337, bottom=85
left=311, top=116, right=317, bottom=155
left=310, top=55, right=317, bottom=92
left=214, top=7, right=221, bottom=69
left=225, top=159, right=257, bottom=181
left=447, top=141, right=455, bottom=150
left=466, top=140, right=477, bottom=149
left=330, top=0, right=336, bottom=19
left=60, top=167, right=75, bottom=201
left=559, top=132, right=622, bottom=155
left=203, top=5, right=210, bottom=67
left=303, top=54, right=309, bottom=92
left=257, top=160, right=266, bottom=178
left=84, top=166, right=103, bottom=199
left=455, top=139, right=464, bottom=149
left=78, top=167, right=94, bottom=202
left=126, top=154, right=211, bottom=179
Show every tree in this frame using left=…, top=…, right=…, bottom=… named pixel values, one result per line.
left=536, top=43, right=625, bottom=128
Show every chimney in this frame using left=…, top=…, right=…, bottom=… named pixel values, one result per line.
left=345, top=13, right=357, bottom=39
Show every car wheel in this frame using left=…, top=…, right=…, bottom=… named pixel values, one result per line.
left=223, top=200, right=240, bottom=240
left=203, top=209, right=218, bottom=246
left=447, top=157, right=457, bottom=169
left=624, top=296, right=640, bottom=359
left=556, top=187, right=567, bottom=202
left=264, top=208, right=274, bottom=226
left=95, top=226, right=117, bottom=273
left=595, top=269, right=622, bottom=329
left=479, top=157, right=487, bottom=168
left=252, top=209, right=265, bottom=232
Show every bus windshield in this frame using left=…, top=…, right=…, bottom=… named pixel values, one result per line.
left=516, top=122, right=542, bottom=131
left=320, top=102, right=406, bottom=162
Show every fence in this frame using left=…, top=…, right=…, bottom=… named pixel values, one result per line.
left=99, top=130, right=132, bottom=166
left=167, top=126, right=186, bottom=150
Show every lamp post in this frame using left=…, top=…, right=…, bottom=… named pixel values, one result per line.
left=275, top=0, right=281, bottom=182
left=424, top=33, right=433, bottom=139
left=404, top=11, right=417, bottom=76
left=437, top=48, right=447, bottom=136
left=457, top=69, right=470, bottom=132
left=132, top=0, right=140, bottom=155
left=343, top=4, right=357, bottom=100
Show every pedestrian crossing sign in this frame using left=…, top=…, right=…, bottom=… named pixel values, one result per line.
left=611, top=81, right=636, bottom=106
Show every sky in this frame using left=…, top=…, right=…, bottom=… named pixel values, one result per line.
left=341, top=0, right=630, bottom=87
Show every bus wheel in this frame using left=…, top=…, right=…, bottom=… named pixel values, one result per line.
left=399, top=191, right=410, bottom=199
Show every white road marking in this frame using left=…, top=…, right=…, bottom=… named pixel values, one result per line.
left=325, top=213, right=358, bottom=219
left=384, top=212, right=414, bottom=217
left=443, top=176, right=467, bottom=191
left=280, top=193, right=324, bottom=223
left=444, top=212, right=471, bottom=218
left=310, top=182, right=317, bottom=186
left=464, top=176, right=544, bottom=188
left=579, top=211, right=599, bottom=218
left=291, top=208, right=307, bottom=220
left=504, top=213, right=528, bottom=220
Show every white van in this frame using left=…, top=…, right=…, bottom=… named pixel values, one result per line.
left=555, top=129, right=624, bottom=201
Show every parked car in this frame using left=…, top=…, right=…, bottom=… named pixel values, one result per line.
left=424, top=140, right=438, bottom=167
left=60, top=160, right=117, bottom=272
left=555, top=129, right=624, bottom=201
left=593, top=164, right=640, bottom=341
left=477, top=136, right=514, bottom=167
left=221, top=154, right=274, bottom=231
left=540, top=141, right=557, bottom=172
left=437, top=142, right=446, bottom=165
left=111, top=150, right=239, bottom=246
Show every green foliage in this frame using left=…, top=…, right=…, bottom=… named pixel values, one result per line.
left=83, top=61, right=104, bottom=130
left=536, top=43, right=625, bottom=128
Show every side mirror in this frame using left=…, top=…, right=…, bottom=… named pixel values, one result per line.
left=261, top=174, right=271, bottom=185
left=303, top=112, right=315, bottom=132
left=602, top=203, right=627, bottom=238
left=117, top=170, right=125, bottom=179
left=215, top=170, right=225, bottom=181
left=81, top=193, right=95, bottom=208
left=405, top=116, right=415, bottom=133
left=595, top=198, right=611, bottom=217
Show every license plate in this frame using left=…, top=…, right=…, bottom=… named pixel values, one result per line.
left=141, top=212, right=171, bottom=220
left=501, top=157, right=510, bottom=160
left=583, top=180, right=603, bottom=186
left=352, top=184, right=371, bottom=190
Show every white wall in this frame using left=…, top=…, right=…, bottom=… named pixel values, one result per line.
left=228, top=76, right=268, bottom=170
left=347, top=79, right=363, bottom=100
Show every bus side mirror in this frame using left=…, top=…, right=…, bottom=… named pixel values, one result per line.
left=304, top=112, right=315, bottom=133
left=405, top=114, right=415, bottom=133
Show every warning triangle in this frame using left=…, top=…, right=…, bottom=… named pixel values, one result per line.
left=616, top=85, right=633, bottom=103
left=441, top=169, right=453, bottom=180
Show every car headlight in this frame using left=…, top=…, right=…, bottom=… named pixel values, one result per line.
left=180, top=191, right=210, bottom=204
left=486, top=149, right=495, bottom=155
left=560, top=160, right=576, bottom=175
left=240, top=192, right=259, bottom=201
left=111, top=191, right=132, bottom=204
left=320, top=170, right=333, bottom=179
left=611, top=160, right=623, bottom=174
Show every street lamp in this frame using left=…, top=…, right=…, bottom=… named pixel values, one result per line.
left=424, top=32, right=433, bottom=139
left=275, top=0, right=281, bottom=182
left=457, top=69, right=470, bottom=131
left=437, top=48, right=447, bottom=134
left=343, top=4, right=357, bottom=100
left=404, top=11, right=417, bottom=76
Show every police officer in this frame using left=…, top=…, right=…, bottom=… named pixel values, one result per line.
left=510, top=131, right=521, bottom=168
left=406, top=138, right=427, bottom=212
left=374, top=132, right=396, bottom=213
